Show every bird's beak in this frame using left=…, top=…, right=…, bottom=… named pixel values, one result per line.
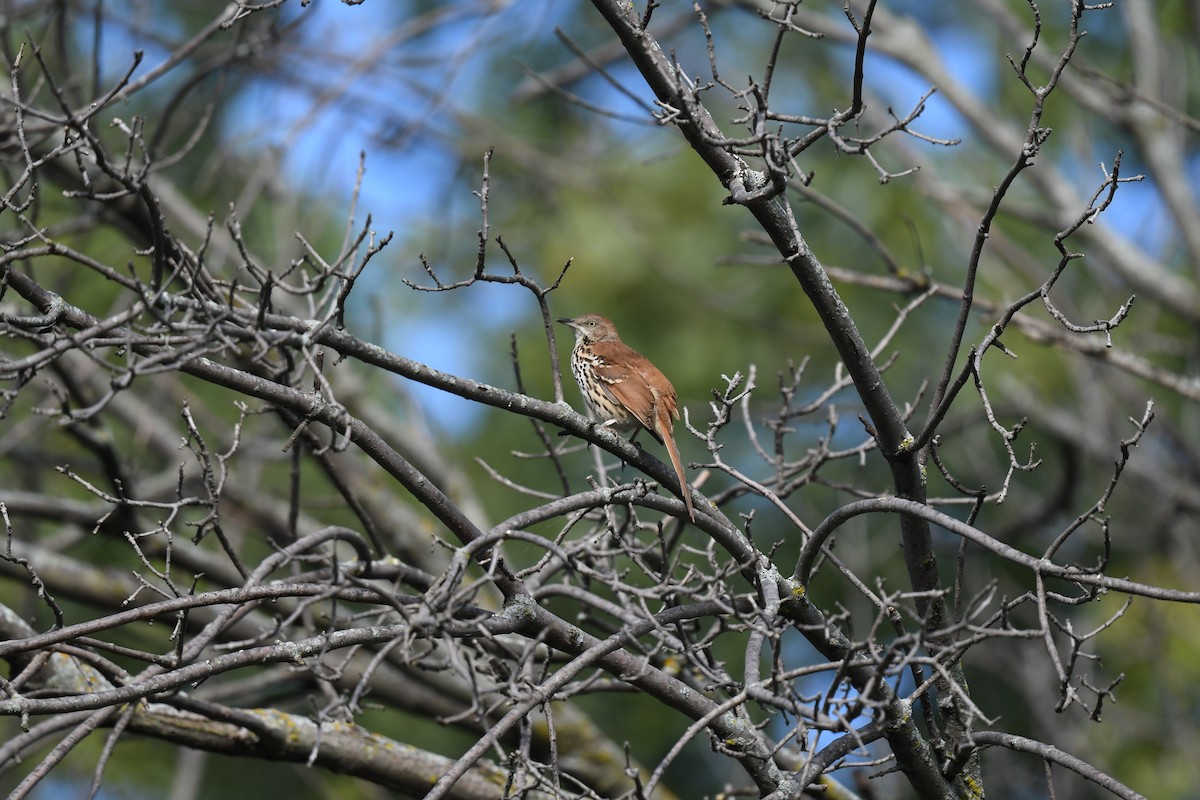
left=557, top=317, right=577, bottom=328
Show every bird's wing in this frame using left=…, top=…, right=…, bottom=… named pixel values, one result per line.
left=590, top=341, right=679, bottom=442
left=591, top=342, right=692, bottom=519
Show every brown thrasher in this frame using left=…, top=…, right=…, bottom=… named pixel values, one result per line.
left=558, top=314, right=695, bottom=521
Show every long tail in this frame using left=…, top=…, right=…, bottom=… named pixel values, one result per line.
left=659, top=415, right=695, bottom=522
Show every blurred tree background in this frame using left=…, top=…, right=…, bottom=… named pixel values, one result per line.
left=1, top=1, right=1198, bottom=798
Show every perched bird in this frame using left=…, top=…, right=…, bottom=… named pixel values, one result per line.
left=558, top=314, right=695, bottom=521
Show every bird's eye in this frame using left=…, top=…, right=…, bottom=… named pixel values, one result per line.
left=587, top=320, right=595, bottom=326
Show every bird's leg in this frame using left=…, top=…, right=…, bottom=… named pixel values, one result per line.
left=557, top=416, right=617, bottom=443
left=615, top=429, right=647, bottom=473
left=589, top=417, right=620, bottom=449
